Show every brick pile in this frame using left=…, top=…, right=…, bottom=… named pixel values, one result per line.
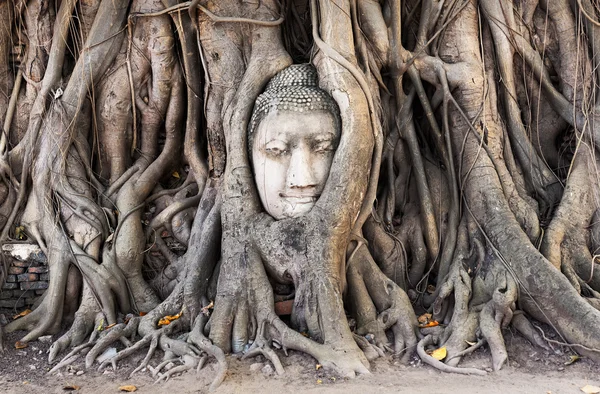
left=0, top=244, right=48, bottom=309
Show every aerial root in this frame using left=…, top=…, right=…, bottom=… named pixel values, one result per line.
left=417, top=335, right=487, bottom=376
left=353, top=334, right=385, bottom=361
left=154, top=354, right=201, bottom=383
left=49, top=341, right=97, bottom=374
left=187, top=314, right=228, bottom=391
left=511, top=312, right=551, bottom=351
left=242, top=332, right=284, bottom=375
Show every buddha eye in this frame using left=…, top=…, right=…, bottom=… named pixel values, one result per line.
left=314, top=140, right=334, bottom=153
left=265, top=144, right=289, bottom=156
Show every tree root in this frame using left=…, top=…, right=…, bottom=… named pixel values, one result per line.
left=417, top=335, right=487, bottom=376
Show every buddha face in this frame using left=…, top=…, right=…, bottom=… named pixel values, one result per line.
left=252, top=110, right=340, bottom=220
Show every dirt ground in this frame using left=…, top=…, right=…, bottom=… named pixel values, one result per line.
left=1, top=311, right=599, bottom=394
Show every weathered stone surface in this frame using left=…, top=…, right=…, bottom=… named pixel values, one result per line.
left=20, top=281, right=48, bottom=291
left=39, top=273, right=49, bottom=281
left=2, top=282, right=17, bottom=290
left=6, top=274, right=16, bottom=283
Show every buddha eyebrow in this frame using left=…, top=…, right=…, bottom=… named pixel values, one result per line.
left=312, top=133, right=336, bottom=142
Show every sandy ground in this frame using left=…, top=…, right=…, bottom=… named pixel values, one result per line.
left=2, top=319, right=600, bottom=394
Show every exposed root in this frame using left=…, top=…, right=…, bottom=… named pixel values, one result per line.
left=417, top=335, right=487, bottom=376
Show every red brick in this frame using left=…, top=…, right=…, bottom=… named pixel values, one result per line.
left=0, top=299, right=24, bottom=308
left=17, top=273, right=38, bottom=282
left=0, top=290, right=13, bottom=299
left=8, top=266, right=25, bottom=275
left=20, top=281, right=48, bottom=291
left=274, top=300, right=294, bottom=316
left=27, top=266, right=48, bottom=274
left=12, top=260, right=39, bottom=268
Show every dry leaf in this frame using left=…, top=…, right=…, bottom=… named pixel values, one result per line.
left=15, top=226, right=26, bottom=240
left=15, top=341, right=28, bottom=349
left=63, top=385, right=81, bottom=391
left=565, top=355, right=581, bottom=365
left=172, top=171, right=180, bottom=179
left=157, top=309, right=183, bottom=327
left=118, top=385, right=138, bottom=392
left=315, top=364, right=322, bottom=370
left=417, top=313, right=432, bottom=324
left=316, top=379, right=322, bottom=385
left=431, top=347, right=447, bottom=361
left=465, top=340, right=477, bottom=346
left=13, top=309, right=32, bottom=320
left=420, top=321, right=440, bottom=328
left=139, top=312, right=147, bottom=316
left=426, top=285, right=436, bottom=294
left=581, top=385, right=600, bottom=394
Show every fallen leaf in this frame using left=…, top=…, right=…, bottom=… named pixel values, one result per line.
left=15, top=341, right=28, bottom=349
left=420, top=320, right=440, bottom=328
left=139, top=312, right=147, bottom=316
left=565, top=355, right=581, bottom=365
left=15, top=226, right=26, bottom=240
left=465, top=340, right=477, bottom=346
left=581, top=385, right=600, bottom=394
left=158, top=309, right=184, bottom=327
left=105, top=323, right=116, bottom=330
left=172, top=171, right=180, bottom=179
left=426, top=285, right=436, bottom=294
left=63, top=385, right=81, bottom=391
left=13, top=309, right=32, bottom=320
left=201, top=301, right=214, bottom=316
left=431, top=347, right=447, bottom=361
left=96, top=318, right=104, bottom=331
left=118, top=385, right=138, bottom=392
left=315, top=364, right=322, bottom=370
left=316, top=379, right=322, bottom=385
left=417, top=313, right=432, bottom=324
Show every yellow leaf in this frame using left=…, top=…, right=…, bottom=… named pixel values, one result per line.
left=565, top=355, right=580, bottom=365
left=315, top=364, right=322, bottom=370
left=158, top=309, right=184, bottom=327
left=15, top=341, right=28, bottom=349
left=13, top=309, right=32, bottom=320
left=15, top=226, right=26, bottom=240
left=118, top=385, right=138, bottom=392
left=581, top=385, right=600, bottom=394
left=431, top=347, right=447, bottom=361
left=62, top=384, right=81, bottom=391
left=96, top=319, right=104, bottom=331
left=316, top=379, right=322, bottom=385
left=172, top=171, right=180, bottom=179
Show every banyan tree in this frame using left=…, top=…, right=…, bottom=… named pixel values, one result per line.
left=1, top=0, right=600, bottom=389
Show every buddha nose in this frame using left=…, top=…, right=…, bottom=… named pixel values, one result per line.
left=287, top=146, right=317, bottom=189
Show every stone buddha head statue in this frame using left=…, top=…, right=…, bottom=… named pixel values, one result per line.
left=249, top=64, right=341, bottom=220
